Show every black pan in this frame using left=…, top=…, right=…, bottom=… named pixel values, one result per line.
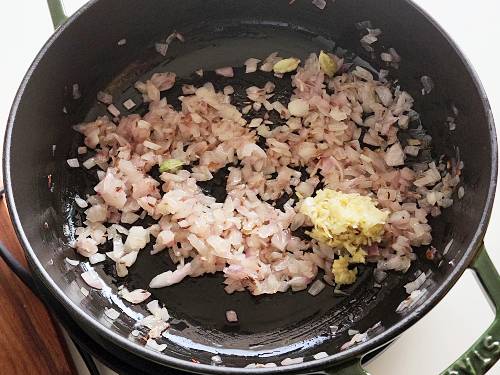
left=3, top=0, right=500, bottom=374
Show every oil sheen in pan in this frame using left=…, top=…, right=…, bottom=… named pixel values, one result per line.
left=61, top=23, right=436, bottom=362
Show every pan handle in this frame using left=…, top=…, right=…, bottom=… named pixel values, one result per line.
left=440, top=244, right=500, bottom=375
left=46, top=0, right=68, bottom=29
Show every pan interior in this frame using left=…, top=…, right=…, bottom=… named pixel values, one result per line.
left=7, top=0, right=494, bottom=369
left=58, top=22, right=439, bottom=366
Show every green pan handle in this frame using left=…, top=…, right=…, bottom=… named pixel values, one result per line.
left=440, top=245, right=500, bottom=375
left=46, top=0, right=68, bottom=29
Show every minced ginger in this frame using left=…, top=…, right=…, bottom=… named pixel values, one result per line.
left=300, top=189, right=389, bottom=285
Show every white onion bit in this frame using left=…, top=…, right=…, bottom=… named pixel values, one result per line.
left=226, top=310, right=238, bottom=322
left=404, top=272, right=427, bottom=294
left=81, top=270, right=103, bottom=289
left=82, top=158, right=96, bottom=169
left=123, top=98, right=136, bottom=110
left=89, top=253, right=106, bottom=264
left=329, top=325, right=339, bottom=335
left=107, top=104, right=121, bottom=117
left=65, top=257, right=80, bottom=266
left=146, top=338, right=167, bottom=352
left=211, top=355, right=222, bottom=364
left=97, top=91, right=113, bottom=104
left=215, top=67, right=234, bottom=77
left=312, top=0, right=327, bottom=10
left=244, top=58, right=261, bottom=73
left=313, top=352, right=328, bottom=360
left=281, top=357, right=304, bottom=366
left=67, top=158, right=80, bottom=168
left=421, top=75, right=434, bottom=95
left=396, top=289, right=426, bottom=313
left=443, top=239, right=454, bottom=255
left=308, top=279, right=326, bottom=296
left=75, top=196, right=88, bottom=208
left=120, top=288, right=151, bottom=304
left=104, top=308, right=120, bottom=320
left=72, top=83, right=81, bottom=99
left=80, top=286, right=89, bottom=297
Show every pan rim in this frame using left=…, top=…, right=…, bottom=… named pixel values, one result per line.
left=3, top=0, right=498, bottom=373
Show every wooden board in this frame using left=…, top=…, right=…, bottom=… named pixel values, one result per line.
left=0, top=198, right=76, bottom=374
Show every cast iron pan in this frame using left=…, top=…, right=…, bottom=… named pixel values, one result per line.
left=3, top=0, right=500, bottom=374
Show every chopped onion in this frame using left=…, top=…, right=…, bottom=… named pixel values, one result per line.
left=341, top=332, right=368, bottom=350
left=404, top=272, right=426, bottom=294
left=89, top=253, right=106, bottom=264
left=97, top=91, right=113, bottom=104
left=80, top=286, right=89, bottom=297
left=249, top=118, right=263, bottom=128
left=348, top=329, right=359, bottom=336
left=288, top=99, right=309, bottom=117
left=281, top=357, right=304, bottom=366
left=146, top=338, right=167, bottom=352
left=65, top=257, right=80, bottom=266
left=215, top=67, right=234, bottom=77
left=388, top=47, right=401, bottom=63
left=107, top=104, right=120, bottom=117
left=81, top=270, right=103, bottom=289
left=384, top=143, right=404, bottom=166
left=75, top=196, right=88, bottom=208
left=355, top=20, right=372, bottom=30
left=124, top=226, right=150, bottom=252
left=244, top=57, right=261, bottom=73
left=226, top=310, right=238, bottom=322
left=155, top=42, right=168, bottom=56
left=117, top=38, right=127, bottom=46
left=116, top=263, right=128, bottom=277
left=67, top=158, right=79, bottom=168
left=330, top=325, right=339, bottom=335
left=458, top=186, right=464, bottom=199
left=223, top=85, right=234, bottom=95
left=104, top=308, right=120, bottom=320
left=404, top=145, right=419, bottom=157
left=82, top=158, right=96, bottom=169
left=443, top=238, right=454, bottom=255
left=123, top=98, right=136, bottom=110
left=72, top=83, right=81, bottom=100
left=155, top=31, right=184, bottom=56
left=120, top=288, right=151, bottom=304
left=308, top=279, right=326, bottom=296
left=396, top=289, right=425, bottom=313
left=312, top=0, right=326, bottom=10
left=144, top=140, right=161, bottom=150
left=421, top=75, right=434, bottom=95
left=313, top=352, right=328, bottom=360
left=373, top=268, right=387, bottom=283
left=380, top=52, right=393, bottom=62
left=131, top=329, right=140, bottom=337
left=78, top=146, right=88, bottom=155
left=211, top=355, right=222, bottom=364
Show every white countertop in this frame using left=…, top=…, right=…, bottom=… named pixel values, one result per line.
left=0, top=1, right=499, bottom=374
